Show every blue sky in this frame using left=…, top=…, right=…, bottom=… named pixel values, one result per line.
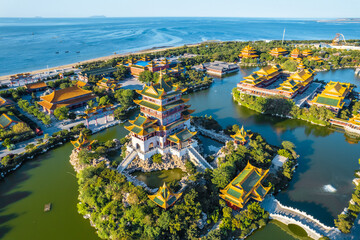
left=1, top=0, right=360, bottom=18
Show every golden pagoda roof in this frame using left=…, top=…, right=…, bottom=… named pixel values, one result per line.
left=348, top=114, right=360, bottom=126
left=136, top=72, right=185, bottom=100
left=71, top=132, right=94, bottom=149
left=310, top=81, right=352, bottom=109
left=168, top=128, right=196, bottom=143
left=124, top=114, right=158, bottom=136
left=40, top=86, right=93, bottom=103
left=255, top=64, right=281, bottom=76
left=277, top=79, right=302, bottom=92
left=148, top=183, right=182, bottom=209
left=308, top=56, right=323, bottom=62
left=230, top=126, right=253, bottom=143
left=25, top=81, right=47, bottom=90
left=269, top=47, right=288, bottom=55
left=288, top=69, right=315, bottom=84
left=219, top=162, right=270, bottom=208
left=240, top=45, right=259, bottom=58
left=291, top=48, right=301, bottom=55
left=302, top=49, right=313, bottom=56
left=298, top=62, right=306, bottom=69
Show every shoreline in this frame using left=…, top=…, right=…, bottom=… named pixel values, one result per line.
left=0, top=43, right=201, bottom=82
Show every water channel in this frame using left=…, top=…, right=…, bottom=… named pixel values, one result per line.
left=1, top=68, right=360, bottom=239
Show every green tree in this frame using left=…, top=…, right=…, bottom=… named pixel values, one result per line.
left=54, top=106, right=69, bottom=120
left=152, top=153, right=162, bottom=164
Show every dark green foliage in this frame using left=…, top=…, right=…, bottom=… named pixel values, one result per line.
left=152, top=153, right=162, bottom=164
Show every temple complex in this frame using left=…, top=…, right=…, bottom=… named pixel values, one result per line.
left=148, top=183, right=182, bottom=209
left=71, top=132, right=94, bottom=151
left=219, top=162, right=270, bottom=210
left=269, top=47, right=288, bottom=57
left=124, top=58, right=172, bottom=76
left=231, top=126, right=252, bottom=145
left=38, top=86, right=96, bottom=114
left=124, top=72, right=198, bottom=160
left=309, top=81, right=352, bottom=114
left=96, top=77, right=121, bottom=92
left=239, top=45, right=259, bottom=59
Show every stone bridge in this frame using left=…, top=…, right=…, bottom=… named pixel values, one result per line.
left=261, top=195, right=360, bottom=240
left=195, top=126, right=232, bottom=143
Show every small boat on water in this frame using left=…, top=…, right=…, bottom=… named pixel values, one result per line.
left=65, top=51, right=69, bottom=53
left=55, top=51, right=59, bottom=54
left=44, top=203, right=52, bottom=212
left=76, top=51, right=80, bottom=53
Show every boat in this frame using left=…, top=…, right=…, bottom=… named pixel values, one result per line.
left=65, top=51, right=69, bottom=53
left=76, top=51, right=80, bottom=53
left=44, top=203, right=52, bottom=212
left=55, top=51, right=59, bottom=54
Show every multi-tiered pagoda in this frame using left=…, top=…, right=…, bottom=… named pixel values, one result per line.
left=125, top=72, right=197, bottom=160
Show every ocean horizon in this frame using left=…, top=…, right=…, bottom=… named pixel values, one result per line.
left=1, top=17, right=360, bottom=75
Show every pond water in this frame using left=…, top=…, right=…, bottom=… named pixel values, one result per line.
left=132, top=168, right=185, bottom=189
left=1, top=68, right=360, bottom=239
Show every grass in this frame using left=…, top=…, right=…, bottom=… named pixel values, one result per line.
left=272, top=220, right=313, bottom=240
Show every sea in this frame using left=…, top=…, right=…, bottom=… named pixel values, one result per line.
left=1, top=17, right=360, bottom=76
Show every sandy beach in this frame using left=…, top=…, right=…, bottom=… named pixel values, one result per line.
left=0, top=43, right=200, bottom=82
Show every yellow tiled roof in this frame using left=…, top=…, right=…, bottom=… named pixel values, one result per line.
left=40, top=86, right=93, bottom=103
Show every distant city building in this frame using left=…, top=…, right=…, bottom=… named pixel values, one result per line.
left=219, top=162, right=270, bottom=210
left=148, top=183, right=182, bottom=209
left=38, top=86, right=96, bottom=114
left=309, top=81, right=352, bottom=114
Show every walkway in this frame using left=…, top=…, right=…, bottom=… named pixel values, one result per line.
left=261, top=195, right=360, bottom=240
left=117, top=149, right=138, bottom=173
left=293, top=82, right=321, bottom=107
left=188, top=146, right=213, bottom=170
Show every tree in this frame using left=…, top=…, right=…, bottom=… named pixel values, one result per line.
left=3, top=138, right=11, bottom=147
left=138, top=71, right=156, bottom=85
left=68, top=112, right=76, bottom=120
left=87, top=100, right=95, bottom=109
left=12, top=122, right=31, bottom=134
left=25, top=143, right=35, bottom=151
left=114, top=89, right=134, bottom=108
left=152, top=153, right=162, bottom=164
left=98, top=95, right=111, bottom=106
left=281, top=141, right=295, bottom=152
left=281, top=60, right=298, bottom=72
left=54, top=106, right=69, bottom=120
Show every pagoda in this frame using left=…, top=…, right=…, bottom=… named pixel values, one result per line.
left=148, top=182, right=182, bottom=209
left=302, top=49, right=313, bottom=57
left=290, top=48, right=302, bottom=59
left=96, top=77, right=121, bottom=92
left=219, top=162, right=270, bottom=210
left=125, top=71, right=197, bottom=160
left=71, top=132, right=94, bottom=151
left=348, top=114, right=360, bottom=127
left=231, top=126, right=253, bottom=145
left=298, top=62, right=306, bottom=70
left=239, top=45, right=259, bottom=59
left=269, top=47, right=288, bottom=57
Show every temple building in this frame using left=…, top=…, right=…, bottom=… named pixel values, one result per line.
left=0, top=113, right=21, bottom=129
left=192, top=61, right=239, bottom=76
left=348, top=114, right=360, bottom=127
left=277, top=69, right=316, bottom=98
left=125, top=59, right=171, bottom=76
left=148, top=183, right=182, bottom=209
left=219, top=162, right=270, bottom=210
left=290, top=48, right=302, bottom=59
left=269, top=47, right=288, bottom=57
left=239, top=45, right=259, bottom=59
left=71, top=132, right=94, bottom=151
left=124, top=72, right=198, bottom=160
left=38, top=86, right=96, bottom=114
left=78, top=67, right=117, bottom=82
left=298, top=62, right=306, bottom=70
left=231, top=126, right=253, bottom=145
left=25, top=82, right=48, bottom=92
left=308, top=56, right=324, bottom=63
left=0, top=97, right=14, bottom=107
left=302, top=49, right=313, bottom=57
left=96, top=77, right=121, bottom=92
left=309, top=81, right=352, bottom=114
left=240, top=65, right=282, bottom=87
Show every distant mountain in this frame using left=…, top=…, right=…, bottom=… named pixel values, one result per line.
left=317, top=18, right=360, bottom=23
